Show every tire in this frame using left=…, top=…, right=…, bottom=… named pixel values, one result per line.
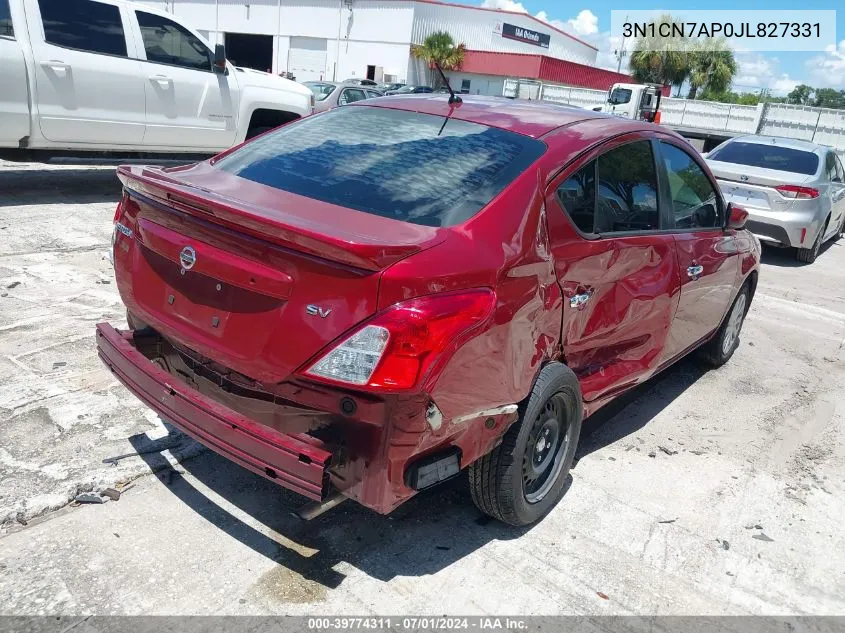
left=796, top=220, right=827, bottom=263
left=245, top=126, right=273, bottom=140
left=468, top=363, right=583, bottom=526
left=700, top=285, right=750, bottom=367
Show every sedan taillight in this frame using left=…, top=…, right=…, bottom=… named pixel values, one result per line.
left=303, top=290, right=496, bottom=391
left=775, top=185, right=819, bottom=199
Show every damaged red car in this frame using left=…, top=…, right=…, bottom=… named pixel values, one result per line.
left=97, top=96, right=760, bottom=526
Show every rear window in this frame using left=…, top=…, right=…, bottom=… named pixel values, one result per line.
left=214, top=106, right=546, bottom=227
left=305, top=82, right=336, bottom=101
left=709, top=141, right=819, bottom=176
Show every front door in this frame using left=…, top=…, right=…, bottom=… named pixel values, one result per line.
left=546, top=136, right=681, bottom=402
left=27, top=0, right=146, bottom=145
left=655, top=139, right=740, bottom=362
left=131, top=8, right=238, bottom=150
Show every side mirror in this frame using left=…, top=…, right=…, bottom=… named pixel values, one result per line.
left=213, top=44, right=227, bottom=73
left=726, top=203, right=748, bottom=230
left=592, top=106, right=602, bottom=112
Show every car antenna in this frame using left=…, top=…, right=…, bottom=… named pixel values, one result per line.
left=433, top=61, right=461, bottom=105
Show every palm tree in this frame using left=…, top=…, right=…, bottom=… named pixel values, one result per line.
left=629, top=15, right=690, bottom=95
left=411, top=31, right=466, bottom=88
left=687, top=39, right=737, bottom=100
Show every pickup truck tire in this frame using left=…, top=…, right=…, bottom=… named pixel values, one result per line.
left=469, top=362, right=582, bottom=526
left=700, top=285, right=750, bottom=367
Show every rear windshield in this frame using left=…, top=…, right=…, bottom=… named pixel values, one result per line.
left=304, top=82, right=335, bottom=102
left=709, top=141, right=819, bottom=176
left=214, top=106, right=546, bottom=227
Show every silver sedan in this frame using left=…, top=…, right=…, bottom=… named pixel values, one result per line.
left=303, top=81, right=383, bottom=114
left=706, top=135, right=845, bottom=263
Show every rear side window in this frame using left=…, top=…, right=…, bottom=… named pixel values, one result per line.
left=659, top=142, right=720, bottom=229
left=214, top=106, right=546, bottom=227
left=556, top=141, right=660, bottom=234
left=136, top=10, right=211, bottom=71
left=836, top=156, right=845, bottom=183
left=39, top=0, right=127, bottom=57
left=708, top=141, right=819, bottom=176
left=338, top=88, right=366, bottom=105
left=1, top=0, right=13, bottom=38
left=305, top=83, right=336, bottom=101
left=825, top=152, right=838, bottom=181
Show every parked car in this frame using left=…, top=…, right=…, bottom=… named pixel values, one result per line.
left=384, top=85, right=434, bottom=95
left=378, top=82, right=405, bottom=92
left=0, top=0, right=313, bottom=162
left=304, top=81, right=383, bottom=113
left=98, top=96, right=759, bottom=526
left=343, top=78, right=379, bottom=86
left=706, top=136, right=845, bottom=263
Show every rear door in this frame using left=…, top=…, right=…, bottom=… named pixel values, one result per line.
left=833, top=156, right=845, bottom=234
left=824, top=152, right=845, bottom=239
left=130, top=8, right=238, bottom=150
left=656, top=139, right=739, bottom=362
left=546, top=135, right=681, bottom=402
left=0, top=0, right=29, bottom=145
left=26, top=0, right=146, bottom=145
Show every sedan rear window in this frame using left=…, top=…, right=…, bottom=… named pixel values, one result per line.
left=708, top=141, right=819, bottom=176
left=214, top=106, right=546, bottom=227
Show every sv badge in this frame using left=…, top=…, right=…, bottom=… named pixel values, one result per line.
left=306, top=304, right=332, bottom=318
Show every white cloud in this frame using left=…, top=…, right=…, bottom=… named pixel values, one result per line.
left=480, top=0, right=528, bottom=12
left=805, top=40, right=845, bottom=88
left=565, top=9, right=599, bottom=36
left=734, top=53, right=799, bottom=96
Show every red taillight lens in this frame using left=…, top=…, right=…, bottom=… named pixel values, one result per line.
left=304, top=289, right=496, bottom=391
left=775, top=185, right=819, bottom=199
left=653, top=111, right=662, bottom=124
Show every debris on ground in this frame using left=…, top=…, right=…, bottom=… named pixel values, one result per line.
left=74, top=493, right=110, bottom=504
left=716, top=538, right=730, bottom=550
left=658, top=518, right=677, bottom=524
left=745, top=523, right=763, bottom=530
left=52, top=361, right=67, bottom=369
left=658, top=446, right=678, bottom=456
left=6, top=281, right=20, bottom=289
left=596, top=592, right=610, bottom=600
left=753, top=533, right=775, bottom=542
left=648, top=451, right=656, bottom=458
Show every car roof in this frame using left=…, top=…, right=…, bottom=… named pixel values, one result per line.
left=726, top=135, right=828, bottom=154
left=350, top=94, right=652, bottom=139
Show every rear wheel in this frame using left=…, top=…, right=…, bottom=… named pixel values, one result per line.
left=700, top=285, right=749, bottom=367
left=468, top=363, right=582, bottom=526
left=797, top=220, right=827, bottom=263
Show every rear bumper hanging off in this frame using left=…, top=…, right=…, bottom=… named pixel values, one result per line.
left=95, top=322, right=333, bottom=501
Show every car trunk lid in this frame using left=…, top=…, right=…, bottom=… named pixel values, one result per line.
left=114, top=163, right=445, bottom=384
left=709, top=162, right=813, bottom=212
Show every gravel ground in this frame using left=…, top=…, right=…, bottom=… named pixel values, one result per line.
left=0, top=159, right=844, bottom=615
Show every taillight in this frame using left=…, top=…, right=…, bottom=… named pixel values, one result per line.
left=653, top=111, right=661, bottom=124
left=775, top=185, right=819, bottom=199
left=304, top=289, right=496, bottom=391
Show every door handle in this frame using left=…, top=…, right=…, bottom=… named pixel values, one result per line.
left=148, top=75, right=173, bottom=86
left=40, top=60, right=69, bottom=73
left=687, top=265, right=704, bottom=280
left=569, top=291, right=592, bottom=309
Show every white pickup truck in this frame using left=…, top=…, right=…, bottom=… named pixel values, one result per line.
left=0, top=0, right=314, bottom=161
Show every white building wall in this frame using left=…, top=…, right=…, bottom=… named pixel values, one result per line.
left=410, top=2, right=597, bottom=66
left=138, top=0, right=594, bottom=79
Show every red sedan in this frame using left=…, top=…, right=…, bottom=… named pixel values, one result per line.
left=97, top=95, right=759, bottom=526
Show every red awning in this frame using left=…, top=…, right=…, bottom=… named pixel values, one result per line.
left=458, top=50, right=634, bottom=91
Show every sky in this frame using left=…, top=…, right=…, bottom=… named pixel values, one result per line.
left=459, top=0, right=845, bottom=96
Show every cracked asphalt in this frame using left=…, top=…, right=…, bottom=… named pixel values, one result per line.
left=1, top=159, right=844, bottom=615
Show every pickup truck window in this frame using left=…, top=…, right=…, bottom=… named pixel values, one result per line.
left=39, top=0, right=127, bottom=57
left=1, top=0, right=12, bottom=37
left=136, top=10, right=212, bottom=71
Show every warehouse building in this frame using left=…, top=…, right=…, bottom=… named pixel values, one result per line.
left=142, top=0, right=631, bottom=94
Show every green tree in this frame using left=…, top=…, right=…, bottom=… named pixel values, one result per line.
left=411, top=31, right=466, bottom=88
left=687, top=39, right=737, bottom=100
left=812, top=88, right=845, bottom=109
left=787, top=84, right=813, bottom=105
left=629, top=15, right=690, bottom=95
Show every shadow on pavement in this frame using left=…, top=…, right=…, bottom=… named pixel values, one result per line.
left=0, top=168, right=123, bottom=206
left=130, top=430, right=540, bottom=590
left=759, top=240, right=841, bottom=267
left=127, top=355, right=703, bottom=591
